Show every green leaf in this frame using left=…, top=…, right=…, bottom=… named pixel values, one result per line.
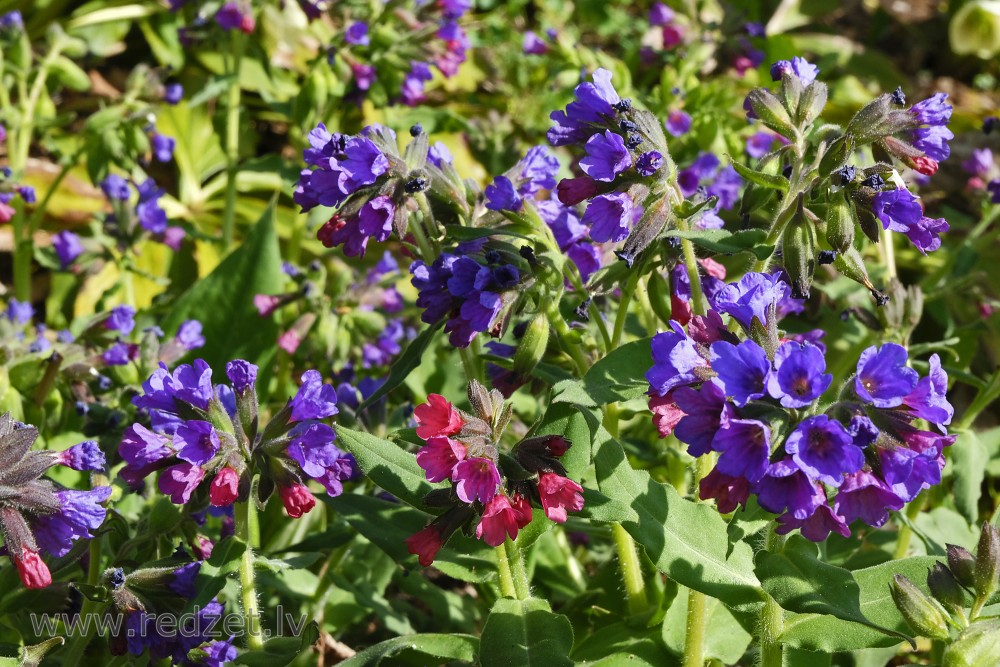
left=574, top=621, right=675, bottom=666
left=329, top=493, right=496, bottom=583
left=551, top=338, right=653, bottom=408
left=184, top=536, right=247, bottom=613
left=730, top=159, right=790, bottom=192
left=234, top=621, right=319, bottom=667
left=586, top=430, right=764, bottom=611
left=951, top=430, right=987, bottom=523
left=163, top=203, right=282, bottom=373
left=19, top=637, right=65, bottom=667
left=336, top=634, right=479, bottom=667
left=528, top=401, right=596, bottom=480
left=662, top=590, right=753, bottom=664
left=768, top=543, right=939, bottom=651
left=663, top=228, right=773, bottom=261
left=480, top=597, right=574, bottom=667
left=335, top=426, right=434, bottom=509
left=358, top=321, right=444, bottom=413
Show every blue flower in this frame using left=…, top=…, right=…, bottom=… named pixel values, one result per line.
left=580, top=130, right=632, bottom=182
left=784, top=415, right=864, bottom=487
left=709, top=339, right=770, bottom=406
left=485, top=176, right=523, bottom=211
left=766, top=341, right=832, bottom=408
left=583, top=192, right=641, bottom=243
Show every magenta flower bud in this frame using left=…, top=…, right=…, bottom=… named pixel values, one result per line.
left=209, top=467, right=240, bottom=507
left=279, top=483, right=316, bottom=518
left=537, top=473, right=584, bottom=523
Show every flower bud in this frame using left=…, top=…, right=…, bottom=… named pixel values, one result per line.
left=796, top=81, right=828, bottom=127
left=209, top=468, right=240, bottom=507
left=513, top=314, right=549, bottom=380
left=819, top=135, right=854, bottom=175
left=974, top=522, right=1000, bottom=602
left=846, top=95, right=893, bottom=142
left=745, top=88, right=797, bottom=139
left=780, top=198, right=817, bottom=300
left=834, top=247, right=887, bottom=305
left=928, top=563, right=967, bottom=616
left=278, top=483, right=316, bottom=518
left=891, top=574, right=951, bottom=640
left=779, top=70, right=803, bottom=118
left=824, top=193, right=856, bottom=253
left=947, top=544, right=977, bottom=588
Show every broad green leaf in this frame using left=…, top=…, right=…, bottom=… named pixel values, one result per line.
left=586, top=430, right=764, bottom=611
left=162, top=204, right=282, bottom=373
left=335, top=426, right=433, bottom=508
left=551, top=338, right=653, bottom=408
left=337, top=634, right=479, bottom=667
left=234, top=622, right=319, bottom=667
left=529, top=401, right=596, bottom=480
left=480, top=597, right=574, bottom=667
left=574, top=621, right=675, bottom=666
left=184, top=536, right=247, bottom=613
left=663, top=228, right=773, bottom=260
left=951, top=430, right=987, bottom=523
left=329, top=493, right=496, bottom=583
left=777, top=551, right=940, bottom=651
left=358, top=320, right=444, bottom=413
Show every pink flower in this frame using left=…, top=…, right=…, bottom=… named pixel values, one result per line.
left=662, top=24, right=683, bottom=49
left=537, top=473, right=584, bottom=523
left=279, top=483, right=316, bottom=518
left=193, top=535, right=214, bottom=560
left=650, top=392, right=685, bottom=438
left=277, top=329, right=302, bottom=354
left=254, top=294, right=281, bottom=317
left=209, top=467, right=240, bottom=506
left=476, top=494, right=532, bottom=546
left=413, top=394, right=463, bottom=439
left=14, top=548, right=52, bottom=589
left=556, top=176, right=598, bottom=206
left=452, top=458, right=500, bottom=504
left=406, top=524, right=445, bottom=566
left=699, top=467, right=751, bottom=513
left=0, top=201, right=15, bottom=223
left=416, top=437, right=467, bottom=482
left=158, top=462, right=205, bottom=504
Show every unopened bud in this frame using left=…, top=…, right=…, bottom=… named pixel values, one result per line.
left=824, top=194, right=857, bottom=253
left=947, top=544, right=977, bottom=588
left=819, top=135, right=854, bottom=175
left=745, top=88, right=797, bottom=139
left=891, top=574, right=952, bottom=640
left=779, top=70, right=804, bottom=118
left=846, top=95, right=893, bottom=141
left=512, top=314, right=550, bottom=380
left=835, top=247, right=886, bottom=304
left=781, top=197, right=816, bottom=300
left=928, top=563, right=968, bottom=616
left=796, top=81, right=828, bottom=127
left=974, top=523, right=1000, bottom=602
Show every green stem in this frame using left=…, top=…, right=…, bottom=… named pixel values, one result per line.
left=683, top=455, right=713, bottom=664
left=611, top=269, right=640, bottom=349
left=955, top=370, right=1000, bottom=432
left=894, top=493, right=925, bottom=560
left=675, top=217, right=708, bottom=317
left=60, top=495, right=107, bottom=664
left=236, top=496, right=264, bottom=650
left=221, top=32, right=245, bottom=250
left=612, top=523, right=648, bottom=615
left=548, top=299, right=589, bottom=376
left=758, top=528, right=786, bottom=667
left=496, top=539, right=530, bottom=600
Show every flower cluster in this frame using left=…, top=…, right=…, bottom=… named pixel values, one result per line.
left=0, top=413, right=109, bottom=588
left=122, top=359, right=354, bottom=518
left=98, top=175, right=186, bottom=252
left=647, top=272, right=954, bottom=541
left=406, top=383, right=585, bottom=565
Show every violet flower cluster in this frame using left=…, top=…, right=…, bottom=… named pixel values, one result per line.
left=0, top=413, right=109, bottom=589
left=406, top=383, right=584, bottom=565
left=121, top=359, right=354, bottom=519
left=96, top=174, right=186, bottom=253
left=646, top=272, right=954, bottom=541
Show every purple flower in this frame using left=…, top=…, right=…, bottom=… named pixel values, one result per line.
left=345, top=21, right=369, bottom=46
left=452, top=458, right=501, bottom=504
left=713, top=419, right=771, bottom=483
left=673, top=380, right=732, bottom=457
left=136, top=179, right=168, bottom=234
left=216, top=2, right=252, bottom=32
left=105, top=305, right=136, bottom=335
left=746, top=132, right=777, bottom=158
left=784, top=415, right=864, bottom=487
left=401, top=61, right=433, bottom=106
left=159, top=463, right=205, bottom=504
left=584, top=192, right=642, bottom=243
left=151, top=133, right=175, bottom=162
left=902, top=354, right=953, bottom=428
left=878, top=444, right=942, bottom=504
left=412, top=255, right=459, bottom=324
left=537, top=199, right=586, bottom=247
left=170, top=562, right=200, bottom=598
left=119, top=423, right=173, bottom=470
left=548, top=68, right=621, bottom=146
left=340, top=137, right=389, bottom=191
left=677, top=153, right=720, bottom=196
left=428, top=142, right=453, bottom=168
left=102, top=341, right=136, bottom=366
left=440, top=0, right=471, bottom=19
left=909, top=93, right=952, bottom=127
left=454, top=291, right=503, bottom=345
left=770, top=57, right=819, bottom=85
left=902, top=216, right=949, bottom=254
left=767, top=341, right=832, bottom=408
left=711, top=272, right=797, bottom=331
left=963, top=148, right=993, bottom=178
left=0, top=11, right=23, bottom=31
left=834, top=471, right=904, bottom=527
left=163, top=83, right=183, bottom=105
left=709, top=339, right=770, bottom=406
left=173, top=421, right=220, bottom=465
left=567, top=242, right=603, bottom=282
left=175, top=320, right=205, bottom=350
left=52, top=231, right=84, bottom=268
left=706, top=166, right=742, bottom=210
left=19, top=186, right=35, bottom=204
left=485, top=176, right=523, bottom=211
left=776, top=503, right=850, bottom=541
left=518, top=145, right=559, bottom=195
left=648, top=2, right=675, bottom=25
left=636, top=151, right=663, bottom=177
left=6, top=299, right=33, bottom=325
left=912, top=125, right=954, bottom=161
left=755, top=457, right=822, bottom=519
left=287, top=422, right=350, bottom=494
left=32, top=487, right=111, bottom=557
left=226, top=359, right=258, bottom=394
left=855, top=343, right=919, bottom=408
left=665, top=110, right=692, bottom=137
left=523, top=31, right=548, bottom=55
left=101, top=174, right=131, bottom=201
left=290, top=370, right=338, bottom=421
left=990, top=180, right=1000, bottom=204
left=56, top=441, right=106, bottom=472
left=580, top=130, right=632, bottom=182
left=646, top=321, right=709, bottom=396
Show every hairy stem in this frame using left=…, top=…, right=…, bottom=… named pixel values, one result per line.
left=758, top=528, right=786, bottom=667
left=496, top=539, right=530, bottom=600
left=221, top=32, right=245, bottom=250
left=612, top=523, right=649, bottom=616
left=236, top=493, right=264, bottom=650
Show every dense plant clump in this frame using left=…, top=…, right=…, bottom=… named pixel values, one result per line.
left=0, top=1, right=999, bottom=666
